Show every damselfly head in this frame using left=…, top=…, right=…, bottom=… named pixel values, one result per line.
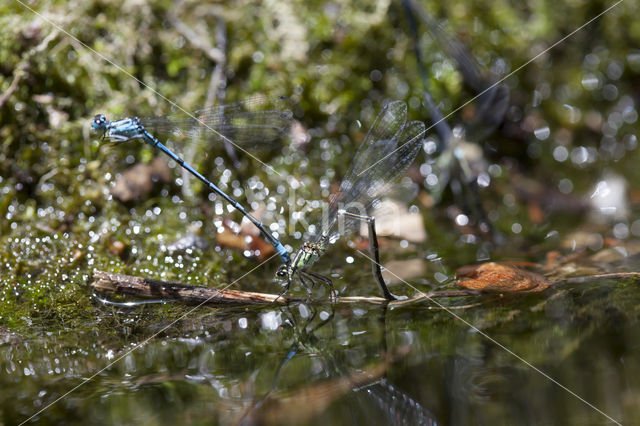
left=92, top=114, right=107, bottom=132
left=276, top=264, right=288, bottom=277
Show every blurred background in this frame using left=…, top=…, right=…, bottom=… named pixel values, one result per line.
left=1, top=0, right=639, bottom=424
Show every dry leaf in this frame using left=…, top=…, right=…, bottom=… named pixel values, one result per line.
left=527, top=200, right=545, bottom=224
left=560, top=230, right=604, bottom=251
left=456, top=261, right=539, bottom=276
left=456, top=262, right=551, bottom=292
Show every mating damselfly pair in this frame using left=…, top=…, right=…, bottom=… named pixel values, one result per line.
left=92, top=97, right=426, bottom=301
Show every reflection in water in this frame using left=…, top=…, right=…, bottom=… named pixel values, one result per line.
left=3, top=280, right=640, bottom=424
left=237, top=303, right=438, bottom=425
left=355, top=378, right=437, bottom=426
left=93, top=292, right=179, bottom=307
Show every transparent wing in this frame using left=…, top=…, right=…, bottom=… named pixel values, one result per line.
left=356, top=379, right=437, bottom=426
left=318, top=102, right=425, bottom=242
left=464, top=83, right=509, bottom=142
left=141, top=94, right=293, bottom=150
left=406, top=0, right=509, bottom=142
left=426, top=17, right=509, bottom=141
left=345, top=101, right=408, bottom=178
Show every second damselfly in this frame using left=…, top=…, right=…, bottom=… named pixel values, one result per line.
left=277, top=100, right=426, bottom=301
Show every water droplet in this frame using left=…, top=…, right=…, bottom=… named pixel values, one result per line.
left=581, top=74, right=600, bottom=90
left=558, top=178, right=574, bottom=194
left=606, top=61, right=623, bottom=80
left=563, top=104, right=581, bottom=123
left=623, top=107, right=638, bottom=124
left=570, top=146, right=589, bottom=165
left=477, top=172, right=490, bottom=187
left=252, top=51, right=264, bottom=63
left=455, top=214, right=469, bottom=226
left=424, top=139, right=438, bottom=155
left=613, top=223, right=629, bottom=239
left=627, top=51, right=640, bottom=71
left=603, top=84, right=618, bottom=101
left=488, top=164, right=502, bottom=177
left=553, top=146, right=568, bottom=162
left=534, top=126, right=550, bottom=140
left=434, top=272, right=448, bottom=283
left=238, top=317, right=248, bottom=329
left=298, top=303, right=310, bottom=319
left=260, top=311, right=282, bottom=331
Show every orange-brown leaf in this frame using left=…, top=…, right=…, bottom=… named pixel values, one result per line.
left=456, top=262, right=551, bottom=292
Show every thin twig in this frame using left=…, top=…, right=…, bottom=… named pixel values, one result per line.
left=561, top=271, right=640, bottom=284
left=389, top=290, right=482, bottom=307
left=204, top=17, right=241, bottom=168
left=167, top=7, right=224, bottom=63
left=0, top=29, right=59, bottom=110
left=204, top=16, right=227, bottom=112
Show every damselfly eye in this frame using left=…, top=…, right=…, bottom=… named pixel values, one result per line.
left=276, top=264, right=288, bottom=277
left=92, top=114, right=107, bottom=131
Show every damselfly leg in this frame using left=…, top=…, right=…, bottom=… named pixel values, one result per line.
left=277, top=269, right=337, bottom=302
left=339, top=210, right=399, bottom=301
left=302, top=271, right=337, bottom=300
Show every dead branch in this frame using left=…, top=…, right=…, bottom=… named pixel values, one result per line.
left=561, top=271, right=640, bottom=284
left=91, top=270, right=284, bottom=305
left=167, top=3, right=224, bottom=64
left=90, top=270, right=480, bottom=307
left=0, top=29, right=59, bottom=110
left=204, top=16, right=227, bottom=111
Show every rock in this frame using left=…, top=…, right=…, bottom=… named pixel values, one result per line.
left=381, top=259, right=427, bottom=284
left=0, top=327, right=22, bottom=345
left=362, top=199, right=427, bottom=243
left=111, top=157, right=171, bottom=202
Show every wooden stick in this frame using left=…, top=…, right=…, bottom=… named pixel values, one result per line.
left=561, top=271, right=640, bottom=284
left=0, top=30, right=59, bottom=110
left=90, top=271, right=480, bottom=306
left=91, top=271, right=284, bottom=305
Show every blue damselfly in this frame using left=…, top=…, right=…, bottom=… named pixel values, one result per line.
left=91, top=95, right=292, bottom=263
